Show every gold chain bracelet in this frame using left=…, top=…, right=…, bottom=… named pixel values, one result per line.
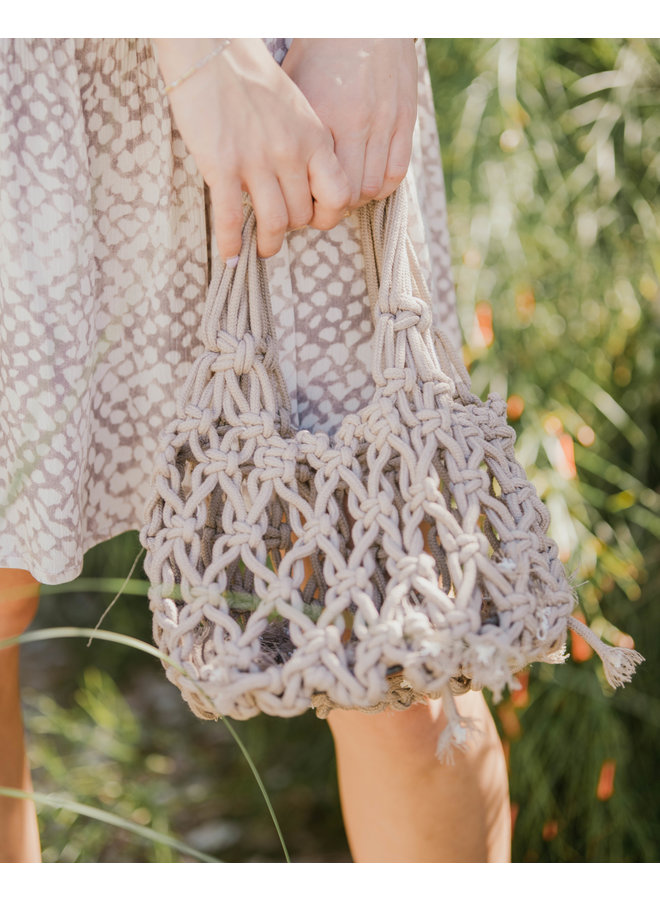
left=164, top=39, right=232, bottom=94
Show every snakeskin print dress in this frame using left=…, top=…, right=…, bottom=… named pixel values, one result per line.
left=0, top=38, right=459, bottom=585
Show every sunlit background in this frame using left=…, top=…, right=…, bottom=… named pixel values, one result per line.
left=21, top=38, right=660, bottom=862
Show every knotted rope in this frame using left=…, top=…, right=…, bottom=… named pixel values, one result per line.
left=140, top=184, right=642, bottom=759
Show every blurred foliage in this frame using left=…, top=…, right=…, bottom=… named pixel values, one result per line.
left=428, top=37, right=660, bottom=862
left=21, top=39, right=660, bottom=862
left=24, top=538, right=346, bottom=862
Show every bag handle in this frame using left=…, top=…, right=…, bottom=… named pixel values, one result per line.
left=187, top=184, right=469, bottom=429
left=358, top=186, right=468, bottom=393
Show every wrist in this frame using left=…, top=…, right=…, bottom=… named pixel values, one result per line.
left=162, top=40, right=232, bottom=94
left=154, top=39, right=273, bottom=96
left=154, top=39, right=223, bottom=83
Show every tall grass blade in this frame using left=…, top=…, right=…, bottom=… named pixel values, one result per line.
left=567, top=368, right=646, bottom=449
left=0, top=626, right=290, bottom=862
left=222, top=719, right=291, bottom=864
left=87, top=546, right=145, bottom=645
left=0, top=787, right=222, bottom=863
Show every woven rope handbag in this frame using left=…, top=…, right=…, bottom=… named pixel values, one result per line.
left=140, top=185, right=642, bottom=759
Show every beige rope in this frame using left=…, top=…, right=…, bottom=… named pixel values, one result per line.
left=140, top=183, right=642, bottom=755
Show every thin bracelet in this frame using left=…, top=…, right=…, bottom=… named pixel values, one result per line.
left=164, top=39, right=232, bottom=94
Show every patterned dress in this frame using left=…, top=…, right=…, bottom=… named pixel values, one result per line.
left=0, top=38, right=458, bottom=585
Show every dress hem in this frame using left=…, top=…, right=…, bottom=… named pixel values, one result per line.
left=0, top=526, right=141, bottom=586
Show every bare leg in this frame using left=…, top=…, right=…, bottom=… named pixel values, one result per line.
left=0, top=568, right=42, bottom=862
left=327, top=691, right=510, bottom=862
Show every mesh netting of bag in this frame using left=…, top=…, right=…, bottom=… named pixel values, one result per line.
left=140, top=185, right=642, bottom=755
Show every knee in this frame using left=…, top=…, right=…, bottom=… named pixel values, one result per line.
left=327, top=698, right=449, bottom=764
left=327, top=691, right=503, bottom=766
left=0, top=569, right=40, bottom=640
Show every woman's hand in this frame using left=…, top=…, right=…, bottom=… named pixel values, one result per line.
left=282, top=39, right=418, bottom=210
left=154, top=39, right=351, bottom=260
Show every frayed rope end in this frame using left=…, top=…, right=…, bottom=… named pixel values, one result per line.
left=435, top=684, right=481, bottom=763
left=435, top=716, right=479, bottom=764
left=568, top=615, right=644, bottom=689
left=600, top=645, right=645, bottom=689
left=542, top=643, right=569, bottom=665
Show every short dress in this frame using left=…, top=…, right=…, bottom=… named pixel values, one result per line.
left=0, top=38, right=459, bottom=586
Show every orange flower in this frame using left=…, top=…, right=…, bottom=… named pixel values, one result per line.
left=510, top=802, right=520, bottom=835
left=472, top=301, right=494, bottom=348
left=507, top=394, right=525, bottom=420
left=511, top=670, right=530, bottom=708
left=558, top=432, right=577, bottom=479
left=547, top=424, right=577, bottom=480
left=515, top=288, right=536, bottom=322
left=497, top=699, right=522, bottom=738
left=596, top=759, right=616, bottom=801
left=542, top=820, right=559, bottom=841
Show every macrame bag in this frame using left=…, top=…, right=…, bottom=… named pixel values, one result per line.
left=140, top=185, right=642, bottom=758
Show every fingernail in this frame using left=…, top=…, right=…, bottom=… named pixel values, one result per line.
left=225, top=255, right=240, bottom=268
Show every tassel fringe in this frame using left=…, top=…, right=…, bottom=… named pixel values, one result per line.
left=568, top=616, right=644, bottom=689
left=435, top=686, right=480, bottom=763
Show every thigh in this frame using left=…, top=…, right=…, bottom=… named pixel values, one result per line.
left=0, top=568, right=40, bottom=640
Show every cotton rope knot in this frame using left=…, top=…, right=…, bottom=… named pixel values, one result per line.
left=239, top=411, right=275, bottom=439
left=229, top=521, right=262, bottom=550
left=302, top=513, right=333, bottom=542
left=392, top=295, right=432, bottom=333
left=361, top=495, right=394, bottom=530
left=338, top=445, right=354, bottom=469
left=191, top=584, right=224, bottom=606
left=456, top=466, right=489, bottom=494
left=417, top=406, right=449, bottom=435
left=456, top=532, right=489, bottom=563
left=301, top=428, right=329, bottom=454
left=171, top=514, right=198, bottom=544
left=205, top=448, right=240, bottom=478
left=324, top=445, right=355, bottom=477
left=209, top=328, right=238, bottom=356
left=333, top=565, right=369, bottom=592
left=261, top=334, right=278, bottom=371
left=397, top=553, right=436, bottom=583
left=506, top=531, right=534, bottom=557
left=254, top=445, right=296, bottom=482
left=407, top=477, right=439, bottom=512
left=264, top=577, right=296, bottom=607
left=232, top=334, right=257, bottom=375
left=209, top=332, right=262, bottom=376
left=381, top=367, right=416, bottom=395
left=377, top=311, right=396, bottom=339
left=337, top=414, right=360, bottom=445
left=184, top=405, right=214, bottom=437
